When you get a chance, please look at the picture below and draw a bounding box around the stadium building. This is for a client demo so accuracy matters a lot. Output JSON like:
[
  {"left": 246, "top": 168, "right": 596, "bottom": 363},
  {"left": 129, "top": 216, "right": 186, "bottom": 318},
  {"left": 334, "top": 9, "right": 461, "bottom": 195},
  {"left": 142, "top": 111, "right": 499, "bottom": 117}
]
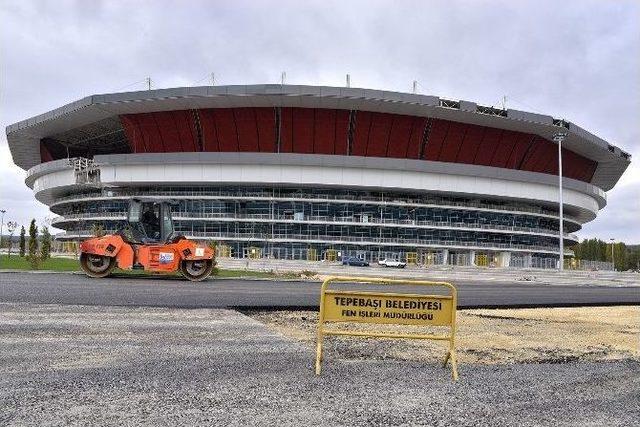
[{"left": 6, "top": 85, "right": 630, "bottom": 268}]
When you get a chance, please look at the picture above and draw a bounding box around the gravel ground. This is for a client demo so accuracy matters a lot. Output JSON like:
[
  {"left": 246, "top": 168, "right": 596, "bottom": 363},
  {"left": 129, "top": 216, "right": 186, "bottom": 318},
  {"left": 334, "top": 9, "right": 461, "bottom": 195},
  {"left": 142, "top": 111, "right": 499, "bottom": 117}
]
[
  {"left": 1, "top": 303, "right": 638, "bottom": 426},
  {"left": 249, "top": 306, "right": 639, "bottom": 364}
]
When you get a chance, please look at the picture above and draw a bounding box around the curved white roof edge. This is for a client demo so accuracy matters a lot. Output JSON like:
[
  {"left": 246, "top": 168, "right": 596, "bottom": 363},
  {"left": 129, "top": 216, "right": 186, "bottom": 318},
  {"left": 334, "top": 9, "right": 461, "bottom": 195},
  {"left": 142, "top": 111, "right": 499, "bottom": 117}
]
[
  {"left": 6, "top": 84, "right": 631, "bottom": 191},
  {"left": 25, "top": 152, "right": 603, "bottom": 224},
  {"left": 24, "top": 152, "right": 607, "bottom": 206}
]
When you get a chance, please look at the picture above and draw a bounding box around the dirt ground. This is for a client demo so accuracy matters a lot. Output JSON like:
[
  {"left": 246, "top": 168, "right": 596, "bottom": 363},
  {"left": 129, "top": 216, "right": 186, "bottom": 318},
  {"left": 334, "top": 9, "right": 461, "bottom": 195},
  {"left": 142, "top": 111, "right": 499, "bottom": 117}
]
[{"left": 248, "top": 306, "right": 640, "bottom": 364}]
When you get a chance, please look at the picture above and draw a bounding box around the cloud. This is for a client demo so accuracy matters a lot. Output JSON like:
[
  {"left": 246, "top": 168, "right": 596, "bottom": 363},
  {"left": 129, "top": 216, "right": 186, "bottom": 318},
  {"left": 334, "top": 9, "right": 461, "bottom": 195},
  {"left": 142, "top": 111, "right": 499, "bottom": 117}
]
[
  {"left": 580, "top": 175, "right": 640, "bottom": 240},
  {"left": 1, "top": 0, "right": 639, "bottom": 241},
  {"left": 0, "top": 144, "right": 53, "bottom": 232}
]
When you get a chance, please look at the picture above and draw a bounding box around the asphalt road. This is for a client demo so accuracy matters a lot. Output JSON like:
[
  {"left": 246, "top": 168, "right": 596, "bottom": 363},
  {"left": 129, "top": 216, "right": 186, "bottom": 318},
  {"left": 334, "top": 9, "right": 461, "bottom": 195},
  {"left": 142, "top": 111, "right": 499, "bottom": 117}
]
[{"left": 0, "top": 272, "right": 638, "bottom": 308}]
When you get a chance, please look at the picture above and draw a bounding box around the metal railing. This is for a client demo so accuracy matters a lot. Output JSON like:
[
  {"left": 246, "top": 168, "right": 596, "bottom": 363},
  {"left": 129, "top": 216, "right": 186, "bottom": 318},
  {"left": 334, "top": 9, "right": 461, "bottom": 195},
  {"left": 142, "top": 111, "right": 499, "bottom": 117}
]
[
  {"left": 50, "top": 188, "right": 581, "bottom": 224},
  {"left": 50, "top": 212, "right": 578, "bottom": 240},
  {"left": 51, "top": 212, "right": 126, "bottom": 224},
  {"left": 173, "top": 212, "right": 576, "bottom": 238},
  {"left": 56, "top": 229, "right": 574, "bottom": 255}
]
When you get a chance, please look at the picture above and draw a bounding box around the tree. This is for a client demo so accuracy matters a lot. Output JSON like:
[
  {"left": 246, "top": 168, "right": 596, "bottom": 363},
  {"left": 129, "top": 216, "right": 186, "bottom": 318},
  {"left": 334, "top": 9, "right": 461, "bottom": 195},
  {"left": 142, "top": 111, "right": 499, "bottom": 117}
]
[
  {"left": 19, "top": 226, "right": 26, "bottom": 257},
  {"left": 40, "top": 226, "right": 52, "bottom": 261},
  {"left": 27, "top": 219, "right": 39, "bottom": 269},
  {"left": 606, "top": 242, "right": 628, "bottom": 272},
  {"left": 626, "top": 247, "right": 640, "bottom": 271},
  {"left": 572, "top": 238, "right": 635, "bottom": 271},
  {"left": 572, "top": 238, "right": 610, "bottom": 263},
  {"left": 6, "top": 221, "right": 17, "bottom": 257}
]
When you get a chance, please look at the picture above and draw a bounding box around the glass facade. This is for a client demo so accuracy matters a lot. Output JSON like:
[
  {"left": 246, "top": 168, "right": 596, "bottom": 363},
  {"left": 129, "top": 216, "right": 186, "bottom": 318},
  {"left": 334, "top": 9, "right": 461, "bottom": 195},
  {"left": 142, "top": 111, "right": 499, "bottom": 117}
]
[{"left": 51, "top": 185, "right": 576, "bottom": 268}]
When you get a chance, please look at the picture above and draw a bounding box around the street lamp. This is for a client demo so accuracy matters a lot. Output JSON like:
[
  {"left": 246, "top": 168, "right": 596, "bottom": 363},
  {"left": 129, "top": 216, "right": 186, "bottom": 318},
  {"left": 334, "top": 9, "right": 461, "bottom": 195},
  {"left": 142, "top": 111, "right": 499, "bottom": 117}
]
[
  {"left": 0, "top": 209, "right": 6, "bottom": 249},
  {"left": 610, "top": 238, "right": 615, "bottom": 271},
  {"left": 553, "top": 133, "right": 567, "bottom": 271}
]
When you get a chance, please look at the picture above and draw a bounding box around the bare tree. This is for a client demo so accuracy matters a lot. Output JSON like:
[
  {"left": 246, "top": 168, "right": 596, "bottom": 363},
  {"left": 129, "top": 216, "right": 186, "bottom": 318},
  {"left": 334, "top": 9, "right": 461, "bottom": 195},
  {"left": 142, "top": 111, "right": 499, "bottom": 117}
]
[{"left": 6, "top": 221, "right": 17, "bottom": 257}]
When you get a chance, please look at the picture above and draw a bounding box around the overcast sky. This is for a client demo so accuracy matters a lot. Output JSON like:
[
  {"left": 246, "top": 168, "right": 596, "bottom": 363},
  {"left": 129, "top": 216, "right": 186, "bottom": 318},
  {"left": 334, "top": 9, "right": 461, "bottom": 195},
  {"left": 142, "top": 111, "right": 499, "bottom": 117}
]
[{"left": 1, "top": 0, "right": 638, "bottom": 242}]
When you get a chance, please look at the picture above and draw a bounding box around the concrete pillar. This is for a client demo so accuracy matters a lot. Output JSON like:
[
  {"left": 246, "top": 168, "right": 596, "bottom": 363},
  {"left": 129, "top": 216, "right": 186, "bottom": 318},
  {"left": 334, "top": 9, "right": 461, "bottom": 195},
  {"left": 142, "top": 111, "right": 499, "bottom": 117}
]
[
  {"left": 525, "top": 253, "right": 532, "bottom": 268},
  {"left": 500, "top": 251, "right": 511, "bottom": 268},
  {"left": 441, "top": 249, "right": 449, "bottom": 265},
  {"left": 469, "top": 250, "right": 476, "bottom": 267}
]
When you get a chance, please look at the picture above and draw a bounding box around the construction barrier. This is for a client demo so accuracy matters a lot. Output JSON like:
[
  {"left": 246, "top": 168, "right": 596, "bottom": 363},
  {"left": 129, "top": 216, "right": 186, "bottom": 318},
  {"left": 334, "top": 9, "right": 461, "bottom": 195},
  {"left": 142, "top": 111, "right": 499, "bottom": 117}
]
[{"left": 315, "top": 276, "right": 459, "bottom": 380}]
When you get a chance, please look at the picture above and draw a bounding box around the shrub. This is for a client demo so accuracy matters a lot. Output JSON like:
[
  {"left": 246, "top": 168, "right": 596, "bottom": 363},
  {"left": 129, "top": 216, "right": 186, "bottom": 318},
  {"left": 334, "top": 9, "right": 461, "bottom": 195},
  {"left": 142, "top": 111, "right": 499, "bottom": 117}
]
[
  {"left": 280, "top": 271, "right": 301, "bottom": 279},
  {"left": 301, "top": 270, "right": 317, "bottom": 278},
  {"left": 207, "top": 241, "right": 219, "bottom": 276}
]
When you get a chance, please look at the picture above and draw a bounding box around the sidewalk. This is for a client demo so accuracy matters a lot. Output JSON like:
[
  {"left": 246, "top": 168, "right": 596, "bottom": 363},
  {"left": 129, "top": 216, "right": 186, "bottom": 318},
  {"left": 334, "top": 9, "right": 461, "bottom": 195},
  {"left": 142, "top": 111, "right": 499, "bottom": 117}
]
[{"left": 218, "top": 258, "right": 640, "bottom": 287}]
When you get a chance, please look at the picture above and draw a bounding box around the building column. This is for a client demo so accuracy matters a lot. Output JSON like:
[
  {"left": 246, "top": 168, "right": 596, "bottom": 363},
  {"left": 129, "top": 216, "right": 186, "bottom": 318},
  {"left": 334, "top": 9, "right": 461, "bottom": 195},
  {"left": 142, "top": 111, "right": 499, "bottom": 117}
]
[
  {"left": 524, "top": 253, "right": 532, "bottom": 268},
  {"left": 499, "top": 251, "right": 511, "bottom": 268},
  {"left": 469, "top": 250, "right": 476, "bottom": 267},
  {"left": 441, "top": 249, "right": 449, "bottom": 265}
]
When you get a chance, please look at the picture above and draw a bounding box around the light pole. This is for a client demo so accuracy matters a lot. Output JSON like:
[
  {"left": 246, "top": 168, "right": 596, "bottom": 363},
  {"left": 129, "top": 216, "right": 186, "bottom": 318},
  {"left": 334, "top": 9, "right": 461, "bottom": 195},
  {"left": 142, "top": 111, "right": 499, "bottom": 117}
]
[
  {"left": 0, "top": 209, "right": 6, "bottom": 249},
  {"left": 610, "top": 238, "right": 615, "bottom": 271},
  {"left": 553, "top": 133, "right": 567, "bottom": 271}
]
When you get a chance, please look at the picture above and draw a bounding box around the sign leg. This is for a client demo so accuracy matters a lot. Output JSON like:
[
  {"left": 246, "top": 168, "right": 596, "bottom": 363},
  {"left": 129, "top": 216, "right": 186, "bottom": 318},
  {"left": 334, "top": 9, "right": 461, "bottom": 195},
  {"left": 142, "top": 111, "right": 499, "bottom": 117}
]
[
  {"left": 315, "top": 332, "right": 324, "bottom": 375},
  {"left": 450, "top": 350, "right": 459, "bottom": 381}
]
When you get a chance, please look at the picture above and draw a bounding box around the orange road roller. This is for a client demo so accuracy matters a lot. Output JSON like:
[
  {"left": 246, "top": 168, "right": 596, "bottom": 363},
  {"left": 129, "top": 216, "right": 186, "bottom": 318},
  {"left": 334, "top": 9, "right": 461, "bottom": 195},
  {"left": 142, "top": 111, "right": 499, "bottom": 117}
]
[{"left": 80, "top": 199, "right": 215, "bottom": 281}]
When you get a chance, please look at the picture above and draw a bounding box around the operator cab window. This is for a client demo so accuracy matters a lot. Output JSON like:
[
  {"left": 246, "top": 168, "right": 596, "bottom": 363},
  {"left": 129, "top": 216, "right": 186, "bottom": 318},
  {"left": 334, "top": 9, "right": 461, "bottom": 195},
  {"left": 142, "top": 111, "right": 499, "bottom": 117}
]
[
  {"left": 162, "top": 206, "right": 174, "bottom": 241},
  {"left": 141, "top": 203, "right": 161, "bottom": 241}
]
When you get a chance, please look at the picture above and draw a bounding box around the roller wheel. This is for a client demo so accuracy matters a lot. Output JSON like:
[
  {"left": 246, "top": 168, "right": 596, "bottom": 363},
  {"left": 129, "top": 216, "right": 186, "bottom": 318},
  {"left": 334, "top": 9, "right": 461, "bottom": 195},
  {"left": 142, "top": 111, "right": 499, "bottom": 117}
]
[
  {"left": 80, "top": 253, "right": 116, "bottom": 278},
  {"left": 180, "top": 259, "right": 214, "bottom": 282}
]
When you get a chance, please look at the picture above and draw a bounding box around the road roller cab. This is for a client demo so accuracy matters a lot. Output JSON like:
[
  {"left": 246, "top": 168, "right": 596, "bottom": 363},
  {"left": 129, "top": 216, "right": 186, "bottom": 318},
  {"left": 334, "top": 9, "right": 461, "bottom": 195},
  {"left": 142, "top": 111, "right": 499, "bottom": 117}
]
[{"left": 80, "top": 200, "right": 215, "bottom": 281}]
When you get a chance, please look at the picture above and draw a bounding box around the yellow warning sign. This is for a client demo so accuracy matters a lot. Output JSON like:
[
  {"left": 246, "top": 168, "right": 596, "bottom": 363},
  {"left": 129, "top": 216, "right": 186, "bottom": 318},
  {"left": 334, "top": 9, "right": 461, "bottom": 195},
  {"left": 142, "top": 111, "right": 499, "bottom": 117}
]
[
  {"left": 315, "top": 276, "right": 459, "bottom": 380},
  {"left": 323, "top": 291, "right": 453, "bottom": 326}
]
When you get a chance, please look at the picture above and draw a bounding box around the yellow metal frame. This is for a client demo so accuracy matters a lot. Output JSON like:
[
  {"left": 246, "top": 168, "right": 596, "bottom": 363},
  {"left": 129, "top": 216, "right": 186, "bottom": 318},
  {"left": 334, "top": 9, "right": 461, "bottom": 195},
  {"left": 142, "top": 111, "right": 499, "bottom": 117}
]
[
  {"left": 315, "top": 276, "right": 459, "bottom": 381},
  {"left": 218, "top": 244, "right": 232, "bottom": 258},
  {"left": 423, "top": 251, "right": 437, "bottom": 266},
  {"left": 476, "top": 253, "right": 489, "bottom": 267},
  {"left": 246, "top": 246, "right": 262, "bottom": 259},
  {"left": 324, "top": 249, "right": 338, "bottom": 262},
  {"left": 307, "top": 248, "right": 318, "bottom": 261}
]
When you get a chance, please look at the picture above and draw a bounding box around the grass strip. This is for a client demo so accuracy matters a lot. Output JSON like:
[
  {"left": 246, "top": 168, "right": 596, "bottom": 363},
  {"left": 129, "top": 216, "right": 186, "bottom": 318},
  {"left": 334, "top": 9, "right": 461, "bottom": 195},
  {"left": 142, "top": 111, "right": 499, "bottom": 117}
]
[{"left": 0, "top": 255, "right": 314, "bottom": 280}]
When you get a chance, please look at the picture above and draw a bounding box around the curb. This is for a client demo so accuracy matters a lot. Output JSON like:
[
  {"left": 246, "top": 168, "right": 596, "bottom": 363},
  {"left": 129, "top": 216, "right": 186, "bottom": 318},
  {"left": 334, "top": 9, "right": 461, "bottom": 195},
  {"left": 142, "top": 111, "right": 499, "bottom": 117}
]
[
  {"left": 0, "top": 270, "right": 80, "bottom": 274},
  {"left": 1, "top": 269, "right": 636, "bottom": 286},
  {"left": 216, "top": 276, "right": 318, "bottom": 282},
  {"left": 0, "top": 269, "right": 318, "bottom": 282}
]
